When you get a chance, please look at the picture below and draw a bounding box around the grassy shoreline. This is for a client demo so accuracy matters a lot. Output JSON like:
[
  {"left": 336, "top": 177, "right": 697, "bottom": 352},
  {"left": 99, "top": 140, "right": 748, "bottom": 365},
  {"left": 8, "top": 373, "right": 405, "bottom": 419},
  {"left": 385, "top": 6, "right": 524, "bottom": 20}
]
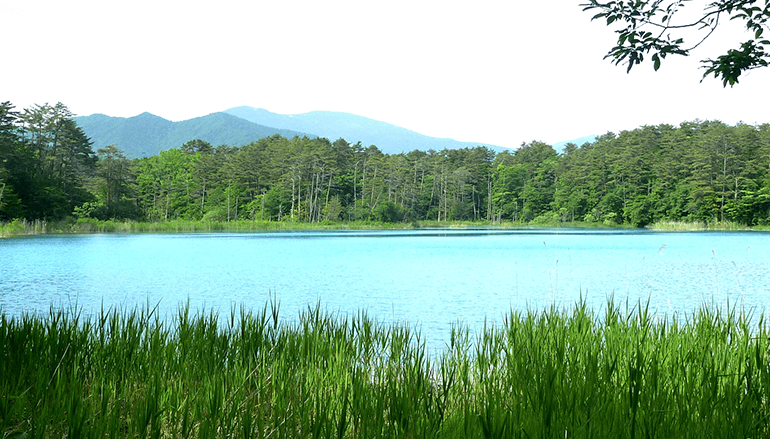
[
  {"left": 7, "top": 217, "right": 764, "bottom": 239},
  {"left": 0, "top": 218, "right": 532, "bottom": 238},
  {"left": 2, "top": 299, "right": 769, "bottom": 438},
  {"left": 647, "top": 219, "right": 770, "bottom": 231},
  {"left": 0, "top": 218, "right": 469, "bottom": 237},
  {"left": 3, "top": 217, "right": 768, "bottom": 239}
]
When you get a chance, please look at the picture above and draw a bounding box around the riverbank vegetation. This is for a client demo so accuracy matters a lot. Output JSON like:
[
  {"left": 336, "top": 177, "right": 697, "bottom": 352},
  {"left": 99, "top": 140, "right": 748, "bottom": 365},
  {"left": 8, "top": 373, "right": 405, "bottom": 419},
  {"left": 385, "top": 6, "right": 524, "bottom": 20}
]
[
  {"left": 0, "top": 218, "right": 507, "bottom": 237},
  {"left": 1, "top": 216, "right": 763, "bottom": 239},
  {"left": 3, "top": 101, "right": 770, "bottom": 233},
  {"left": 2, "top": 299, "right": 768, "bottom": 438}
]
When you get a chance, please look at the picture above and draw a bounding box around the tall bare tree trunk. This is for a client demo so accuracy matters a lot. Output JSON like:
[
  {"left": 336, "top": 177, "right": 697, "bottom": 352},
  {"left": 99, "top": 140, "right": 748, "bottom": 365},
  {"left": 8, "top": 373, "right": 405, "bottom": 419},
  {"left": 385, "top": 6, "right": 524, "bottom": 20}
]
[{"left": 291, "top": 176, "right": 296, "bottom": 219}]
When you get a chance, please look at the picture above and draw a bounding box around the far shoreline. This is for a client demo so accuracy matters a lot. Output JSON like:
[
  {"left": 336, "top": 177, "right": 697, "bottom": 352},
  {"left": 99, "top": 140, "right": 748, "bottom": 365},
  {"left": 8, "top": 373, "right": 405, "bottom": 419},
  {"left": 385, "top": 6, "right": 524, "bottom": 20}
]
[{"left": 2, "top": 217, "right": 768, "bottom": 238}]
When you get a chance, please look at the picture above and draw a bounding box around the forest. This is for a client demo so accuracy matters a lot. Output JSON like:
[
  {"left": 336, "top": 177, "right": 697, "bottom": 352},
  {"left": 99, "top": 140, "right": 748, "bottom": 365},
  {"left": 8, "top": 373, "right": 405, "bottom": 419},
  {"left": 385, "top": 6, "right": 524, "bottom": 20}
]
[{"left": 2, "top": 101, "right": 770, "bottom": 228}]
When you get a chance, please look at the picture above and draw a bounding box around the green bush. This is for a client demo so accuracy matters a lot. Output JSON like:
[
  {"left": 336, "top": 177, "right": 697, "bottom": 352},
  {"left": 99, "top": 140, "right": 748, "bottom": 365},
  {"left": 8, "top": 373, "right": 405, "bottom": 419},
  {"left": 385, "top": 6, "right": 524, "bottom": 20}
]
[{"left": 372, "top": 201, "right": 404, "bottom": 223}]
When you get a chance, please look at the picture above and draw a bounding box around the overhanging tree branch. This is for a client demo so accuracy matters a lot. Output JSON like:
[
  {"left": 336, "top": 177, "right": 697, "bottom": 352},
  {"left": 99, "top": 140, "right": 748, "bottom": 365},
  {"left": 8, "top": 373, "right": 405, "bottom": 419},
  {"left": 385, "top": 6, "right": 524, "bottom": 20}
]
[{"left": 581, "top": 0, "right": 770, "bottom": 85}]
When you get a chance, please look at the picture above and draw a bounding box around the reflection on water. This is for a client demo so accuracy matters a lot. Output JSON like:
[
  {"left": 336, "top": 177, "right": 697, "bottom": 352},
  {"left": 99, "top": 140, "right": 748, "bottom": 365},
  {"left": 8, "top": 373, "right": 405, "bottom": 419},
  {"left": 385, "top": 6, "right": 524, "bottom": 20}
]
[{"left": 2, "top": 229, "right": 769, "bottom": 350}]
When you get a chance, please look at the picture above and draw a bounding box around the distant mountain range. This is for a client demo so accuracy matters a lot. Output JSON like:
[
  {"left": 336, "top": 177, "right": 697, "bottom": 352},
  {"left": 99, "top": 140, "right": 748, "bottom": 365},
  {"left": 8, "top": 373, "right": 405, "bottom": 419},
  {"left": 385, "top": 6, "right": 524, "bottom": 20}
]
[
  {"left": 73, "top": 112, "right": 310, "bottom": 158},
  {"left": 222, "top": 106, "right": 507, "bottom": 155},
  {"left": 74, "top": 107, "right": 508, "bottom": 158},
  {"left": 74, "top": 106, "right": 597, "bottom": 159}
]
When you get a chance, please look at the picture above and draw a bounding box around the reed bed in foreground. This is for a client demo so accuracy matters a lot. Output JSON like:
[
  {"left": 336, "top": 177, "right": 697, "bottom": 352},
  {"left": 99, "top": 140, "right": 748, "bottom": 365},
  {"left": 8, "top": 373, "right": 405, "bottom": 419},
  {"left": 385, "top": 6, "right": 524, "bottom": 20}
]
[{"left": 1, "top": 299, "right": 769, "bottom": 438}]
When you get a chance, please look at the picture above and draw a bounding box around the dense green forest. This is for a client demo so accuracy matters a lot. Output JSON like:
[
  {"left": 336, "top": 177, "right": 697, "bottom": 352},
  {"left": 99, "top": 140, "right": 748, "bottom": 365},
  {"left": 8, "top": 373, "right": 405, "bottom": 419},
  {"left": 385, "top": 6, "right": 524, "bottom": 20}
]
[{"left": 2, "top": 101, "right": 770, "bottom": 227}]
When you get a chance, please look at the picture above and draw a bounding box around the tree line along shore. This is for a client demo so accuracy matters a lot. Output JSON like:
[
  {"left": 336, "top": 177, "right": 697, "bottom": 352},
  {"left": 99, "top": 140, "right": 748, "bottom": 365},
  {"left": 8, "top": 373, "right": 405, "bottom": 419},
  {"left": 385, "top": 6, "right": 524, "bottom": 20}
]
[{"left": 2, "top": 102, "right": 770, "bottom": 233}]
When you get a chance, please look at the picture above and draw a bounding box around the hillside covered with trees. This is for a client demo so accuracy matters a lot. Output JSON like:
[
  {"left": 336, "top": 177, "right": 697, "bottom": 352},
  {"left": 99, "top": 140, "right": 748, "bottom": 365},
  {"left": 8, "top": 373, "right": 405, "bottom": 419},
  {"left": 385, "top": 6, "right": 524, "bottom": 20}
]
[
  {"left": 2, "top": 101, "right": 770, "bottom": 227},
  {"left": 72, "top": 112, "right": 312, "bottom": 159}
]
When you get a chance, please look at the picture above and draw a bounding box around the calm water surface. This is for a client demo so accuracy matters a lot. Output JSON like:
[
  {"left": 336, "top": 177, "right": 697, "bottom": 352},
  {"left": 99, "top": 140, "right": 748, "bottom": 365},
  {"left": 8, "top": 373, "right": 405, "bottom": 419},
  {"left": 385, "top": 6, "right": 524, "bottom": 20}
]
[{"left": 2, "top": 229, "right": 769, "bottom": 349}]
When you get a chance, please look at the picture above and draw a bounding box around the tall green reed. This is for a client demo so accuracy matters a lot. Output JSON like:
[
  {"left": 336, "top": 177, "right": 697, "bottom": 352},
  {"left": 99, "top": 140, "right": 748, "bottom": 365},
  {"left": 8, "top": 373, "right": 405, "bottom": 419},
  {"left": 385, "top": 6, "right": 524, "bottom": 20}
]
[{"left": 2, "top": 298, "right": 769, "bottom": 438}]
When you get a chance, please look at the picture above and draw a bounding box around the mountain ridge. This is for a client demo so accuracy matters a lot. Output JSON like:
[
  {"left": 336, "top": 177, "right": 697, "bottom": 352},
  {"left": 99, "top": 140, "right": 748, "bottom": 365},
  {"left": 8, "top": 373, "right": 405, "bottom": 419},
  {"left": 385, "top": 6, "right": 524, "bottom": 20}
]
[
  {"left": 222, "top": 106, "right": 507, "bottom": 154},
  {"left": 73, "top": 112, "right": 311, "bottom": 158},
  {"left": 75, "top": 107, "right": 597, "bottom": 159}
]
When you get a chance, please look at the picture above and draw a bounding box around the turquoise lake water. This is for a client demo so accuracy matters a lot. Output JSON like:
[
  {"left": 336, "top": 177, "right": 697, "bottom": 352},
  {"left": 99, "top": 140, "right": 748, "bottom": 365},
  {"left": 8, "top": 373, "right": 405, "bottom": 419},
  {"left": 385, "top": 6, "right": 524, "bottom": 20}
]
[{"left": 1, "top": 228, "right": 769, "bottom": 350}]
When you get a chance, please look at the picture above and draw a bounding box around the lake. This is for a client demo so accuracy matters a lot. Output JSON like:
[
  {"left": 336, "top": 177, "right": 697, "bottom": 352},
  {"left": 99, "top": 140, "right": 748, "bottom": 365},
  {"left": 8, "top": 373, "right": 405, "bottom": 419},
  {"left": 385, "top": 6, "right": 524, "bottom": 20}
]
[{"left": 2, "top": 228, "right": 769, "bottom": 350}]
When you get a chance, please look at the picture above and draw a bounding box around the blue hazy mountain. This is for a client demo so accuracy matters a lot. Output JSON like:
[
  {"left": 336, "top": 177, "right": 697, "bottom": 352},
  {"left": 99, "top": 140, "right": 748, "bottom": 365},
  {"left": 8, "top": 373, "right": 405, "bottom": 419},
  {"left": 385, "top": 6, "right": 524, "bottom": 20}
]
[
  {"left": 223, "top": 106, "right": 507, "bottom": 155},
  {"left": 553, "top": 135, "right": 597, "bottom": 154},
  {"left": 76, "top": 107, "right": 597, "bottom": 159},
  {"left": 74, "top": 112, "right": 312, "bottom": 158}
]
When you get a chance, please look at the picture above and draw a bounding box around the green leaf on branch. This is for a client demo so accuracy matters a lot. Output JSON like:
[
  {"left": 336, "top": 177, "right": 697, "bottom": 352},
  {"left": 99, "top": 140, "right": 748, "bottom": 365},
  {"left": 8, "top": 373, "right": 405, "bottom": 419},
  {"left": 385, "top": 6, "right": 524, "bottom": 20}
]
[{"left": 583, "top": 0, "right": 770, "bottom": 86}]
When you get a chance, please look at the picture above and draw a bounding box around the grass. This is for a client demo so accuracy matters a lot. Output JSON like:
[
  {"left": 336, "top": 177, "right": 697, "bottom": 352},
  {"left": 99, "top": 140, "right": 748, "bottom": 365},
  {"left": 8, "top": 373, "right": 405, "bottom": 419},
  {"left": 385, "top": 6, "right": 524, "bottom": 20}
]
[
  {"left": 0, "top": 217, "right": 640, "bottom": 238},
  {"left": 0, "top": 218, "right": 535, "bottom": 238},
  {"left": 2, "top": 298, "right": 769, "bottom": 438},
  {"left": 649, "top": 219, "right": 770, "bottom": 231},
  {"left": 0, "top": 219, "right": 54, "bottom": 237},
  {"left": 5, "top": 216, "right": 768, "bottom": 238},
  {"left": 1, "top": 218, "right": 429, "bottom": 237}
]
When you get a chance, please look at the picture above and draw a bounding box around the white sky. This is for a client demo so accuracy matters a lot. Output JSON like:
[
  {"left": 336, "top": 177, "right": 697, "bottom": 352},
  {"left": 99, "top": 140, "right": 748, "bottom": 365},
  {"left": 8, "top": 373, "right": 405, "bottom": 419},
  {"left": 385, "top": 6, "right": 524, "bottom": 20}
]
[{"left": 1, "top": 0, "right": 768, "bottom": 149}]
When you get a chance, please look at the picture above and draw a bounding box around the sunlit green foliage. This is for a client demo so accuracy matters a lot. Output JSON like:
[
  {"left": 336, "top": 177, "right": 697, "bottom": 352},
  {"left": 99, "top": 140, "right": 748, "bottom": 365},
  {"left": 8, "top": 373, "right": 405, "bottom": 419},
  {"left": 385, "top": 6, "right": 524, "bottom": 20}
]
[
  {"left": 120, "top": 121, "right": 770, "bottom": 228},
  {"left": 1, "top": 102, "right": 97, "bottom": 221},
  {"left": 3, "top": 101, "right": 770, "bottom": 230},
  {"left": 554, "top": 122, "right": 770, "bottom": 227},
  {"left": 2, "top": 299, "right": 769, "bottom": 438}
]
